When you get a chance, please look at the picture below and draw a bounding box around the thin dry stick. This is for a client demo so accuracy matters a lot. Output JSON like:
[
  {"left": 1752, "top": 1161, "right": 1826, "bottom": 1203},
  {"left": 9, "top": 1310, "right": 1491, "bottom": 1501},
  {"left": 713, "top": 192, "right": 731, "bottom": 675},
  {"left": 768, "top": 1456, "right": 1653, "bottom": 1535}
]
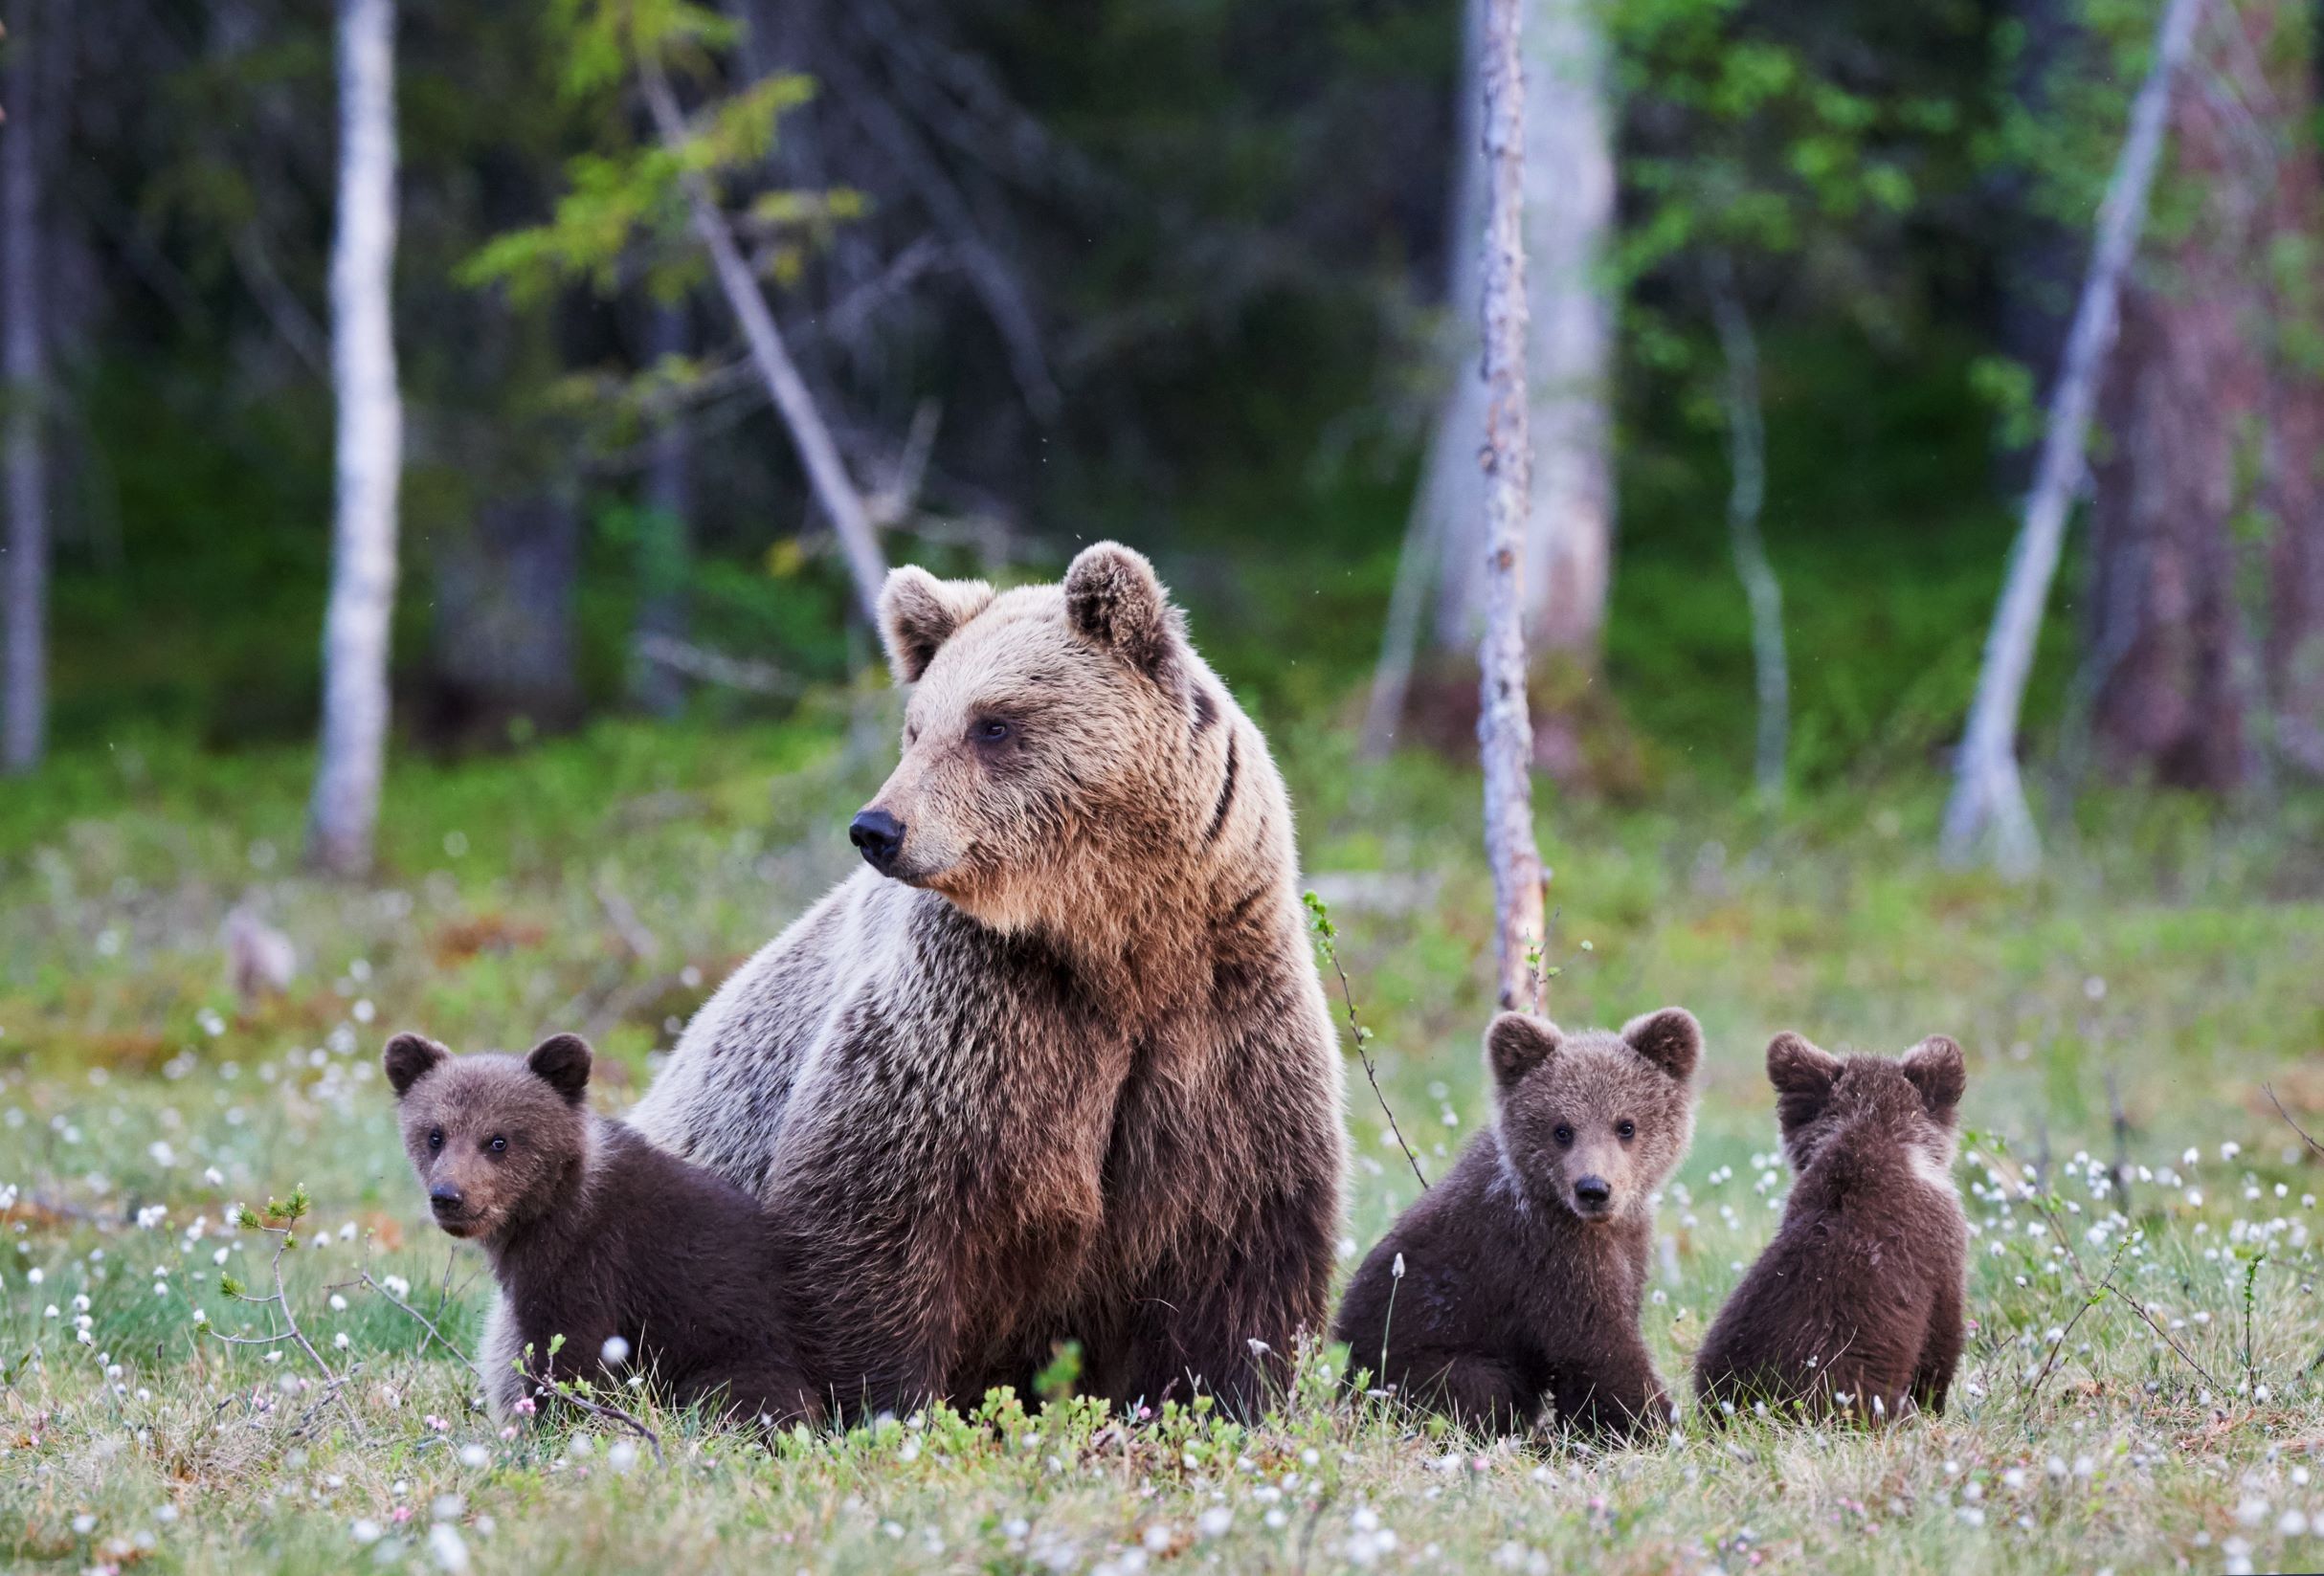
[
  {"left": 341, "top": 1268, "right": 481, "bottom": 1381},
  {"left": 2101, "top": 1284, "right": 2227, "bottom": 1395},
  {"left": 1305, "top": 893, "right": 1427, "bottom": 1189},
  {"left": 2264, "top": 1083, "right": 2324, "bottom": 1158},
  {"left": 1475, "top": 0, "right": 1549, "bottom": 1012},
  {"left": 2021, "top": 1232, "right": 2134, "bottom": 1418}
]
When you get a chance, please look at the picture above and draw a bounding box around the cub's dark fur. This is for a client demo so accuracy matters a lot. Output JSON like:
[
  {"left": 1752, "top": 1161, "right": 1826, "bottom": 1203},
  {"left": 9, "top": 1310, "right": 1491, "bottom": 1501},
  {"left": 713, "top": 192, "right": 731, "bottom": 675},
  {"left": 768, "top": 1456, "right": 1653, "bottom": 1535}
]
[
  {"left": 1332, "top": 1008, "right": 1701, "bottom": 1438},
  {"left": 384, "top": 1031, "right": 816, "bottom": 1426},
  {"left": 1693, "top": 1032, "right": 1969, "bottom": 1423}
]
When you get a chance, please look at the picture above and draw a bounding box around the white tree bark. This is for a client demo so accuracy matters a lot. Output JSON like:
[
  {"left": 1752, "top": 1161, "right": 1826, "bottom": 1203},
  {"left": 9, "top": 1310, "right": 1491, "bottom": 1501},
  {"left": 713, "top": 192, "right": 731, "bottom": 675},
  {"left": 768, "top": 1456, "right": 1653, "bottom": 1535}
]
[
  {"left": 1479, "top": 0, "right": 1549, "bottom": 1013},
  {"left": 308, "top": 0, "right": 404, "bottom": 876},
  {"left": 3, "top": 0, "right": 49, "bottom": 775},
  {"left": 639, "top": 57, "right": 887, "bottom": 627},
  {"left": 1431, "top": 0, "right": 1614, "bottom": 659},
  {"left": 1938, "top": 0, "right": 2202, "bottom": 874},
  {"left": 1708, "top": 267, "right": 1787, "bottom": 803}
]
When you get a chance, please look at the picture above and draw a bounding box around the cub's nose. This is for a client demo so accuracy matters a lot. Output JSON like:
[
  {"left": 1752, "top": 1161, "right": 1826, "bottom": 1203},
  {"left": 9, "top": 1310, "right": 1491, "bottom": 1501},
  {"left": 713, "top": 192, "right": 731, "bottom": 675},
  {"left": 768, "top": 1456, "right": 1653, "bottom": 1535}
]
[
  {"left": 849, "top": 808, "right": 906, "bottom": 874},
  {"left": 1573, "top": 1175, "right": 1613, "bottom": 1210},
  {"left": 428, "top": 1183, "right": 465, "bottom": 1217}
]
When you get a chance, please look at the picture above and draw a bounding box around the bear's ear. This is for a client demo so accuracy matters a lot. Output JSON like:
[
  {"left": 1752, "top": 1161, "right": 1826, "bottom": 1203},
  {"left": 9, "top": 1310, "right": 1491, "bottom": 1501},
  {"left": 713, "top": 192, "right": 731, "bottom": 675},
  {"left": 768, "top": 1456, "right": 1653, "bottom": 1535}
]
[
  {"left": 1485, "top": 1011, "right": 1562, "bottom": 1090},
  {"left": 1766, "top": 1032, "right": 1840, "bottom": 1130},
  {"left": 1620, "top": 1007, "right": 1702, "bottom": 1083},
  {"left": 1063, "top": 541, "right": 1182, "bottom": 680},
  {"left": 1900, "top": 1034, "right": 1967, "bottom": 1121},
  {"left": 382, "top": 1032, "right": 449, "bottom": 1098},
  {"left": 879, "top": 566, "right": 994, "bottom": 685},
  {"left": 525, "top": 1033, "right": 593, "bottom": 1106}
]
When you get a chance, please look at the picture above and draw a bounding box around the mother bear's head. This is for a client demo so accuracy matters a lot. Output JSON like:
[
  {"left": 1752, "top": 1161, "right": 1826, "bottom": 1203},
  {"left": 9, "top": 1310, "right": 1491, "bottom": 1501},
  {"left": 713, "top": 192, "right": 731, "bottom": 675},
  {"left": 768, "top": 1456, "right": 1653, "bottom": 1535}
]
[{"left": 852, "top": 541, "right": 1245, "bottom": 940}]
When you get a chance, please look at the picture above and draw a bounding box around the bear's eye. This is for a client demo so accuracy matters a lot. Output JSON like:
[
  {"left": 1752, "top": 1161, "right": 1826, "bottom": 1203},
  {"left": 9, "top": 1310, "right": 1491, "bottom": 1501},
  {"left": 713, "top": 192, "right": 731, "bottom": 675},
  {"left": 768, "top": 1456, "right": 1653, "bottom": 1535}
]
[
  {"left": 426, "top": 1128, "right": 443, "bottom": 1151},
  {"left": 1552, "top": 1124, "right": 1574, "bottom": 1147},
  {"left": 1616, "top": 1120, "right": 1636, "bottom": 1142},
  {"left": 488, "top": 1135, "right": 507, "bottom": 1154},
  {"left": 971, "top": 717, "right": 1012, "bottom": 746}
]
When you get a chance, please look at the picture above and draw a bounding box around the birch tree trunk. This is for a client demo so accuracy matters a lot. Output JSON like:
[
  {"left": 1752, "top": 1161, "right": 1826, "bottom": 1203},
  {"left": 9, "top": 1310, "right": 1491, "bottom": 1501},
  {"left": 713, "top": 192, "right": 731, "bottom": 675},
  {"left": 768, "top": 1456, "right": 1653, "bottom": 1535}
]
[
  {"left": 308, "top": 0, "right": 404, "bottom": 877},
  {"left": 1938, "top": 0, "right": 2201, "bottom": 873},
  {"left": 2, "top": 0, "right": 49, "bottom": 775},
  {"left": 1478, "top": 0, "right": 1548, "bottom": 1013},
  {"left": 638, "top": 56, "right": 886, "bottom": 627},
  {"left": 1708, "top": 267, "right": 1787, "bottom": 803}
]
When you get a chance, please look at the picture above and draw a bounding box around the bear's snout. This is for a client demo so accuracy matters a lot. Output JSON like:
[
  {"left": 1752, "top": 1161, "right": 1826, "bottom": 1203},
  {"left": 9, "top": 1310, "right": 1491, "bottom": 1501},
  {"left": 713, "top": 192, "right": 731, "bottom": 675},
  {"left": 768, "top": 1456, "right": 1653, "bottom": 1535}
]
[
  {"left": 428, "top": 1182, "right": 468, "bottom": 1227},
  {"left": 849, "top": 808, "right": 906, "bottom": 875},
  {"left": 1571, "top": 1174, "right": 1614, "bottom": 1215}
]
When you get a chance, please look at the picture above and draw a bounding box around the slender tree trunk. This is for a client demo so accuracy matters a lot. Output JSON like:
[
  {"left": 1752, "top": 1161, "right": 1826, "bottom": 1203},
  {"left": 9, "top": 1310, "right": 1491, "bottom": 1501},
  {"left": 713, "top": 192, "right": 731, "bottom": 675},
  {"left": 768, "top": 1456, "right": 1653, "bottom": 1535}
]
[
  {"left": 1478, "top": 0, "right": 1548, "bottom": 1013},
  {"left": 638, "top": 55, "right": 886, "bottom": 627},
  {"left": 1708, "top": 266, "right": 1787, "bottom": 803},
  {"left": 1939, "top": 0, "right": 2201, "bottom": 872},
  {"left": 633, "top": 297, "right": 692, "bottom": 718},
  {"left": 2, "top": 0, "right": 49, "bottom": 775},
  {"left": 308, "top": 0, "right": 404, "bottom": 876}
]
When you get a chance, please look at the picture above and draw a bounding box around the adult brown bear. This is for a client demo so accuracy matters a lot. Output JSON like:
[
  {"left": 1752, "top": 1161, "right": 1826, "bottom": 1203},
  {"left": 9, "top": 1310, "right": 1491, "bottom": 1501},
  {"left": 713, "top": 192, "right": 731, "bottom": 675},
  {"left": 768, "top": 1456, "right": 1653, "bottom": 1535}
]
[{"left": 631, "top": 542, "right": 1347, "bottom": 1419}]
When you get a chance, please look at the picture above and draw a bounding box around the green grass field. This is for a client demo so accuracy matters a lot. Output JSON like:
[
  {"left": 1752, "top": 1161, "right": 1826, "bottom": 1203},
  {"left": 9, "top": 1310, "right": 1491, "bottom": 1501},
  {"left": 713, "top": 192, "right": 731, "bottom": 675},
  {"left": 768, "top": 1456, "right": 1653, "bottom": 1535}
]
[{"left": 4, "top": 713, "right": 2322, "bottom": 1573}]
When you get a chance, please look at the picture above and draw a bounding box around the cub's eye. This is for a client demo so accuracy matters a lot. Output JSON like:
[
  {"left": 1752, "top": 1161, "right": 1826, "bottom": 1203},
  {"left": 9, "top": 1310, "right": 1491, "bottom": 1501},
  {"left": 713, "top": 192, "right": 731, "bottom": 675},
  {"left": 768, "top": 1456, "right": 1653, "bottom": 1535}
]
[
  {"left": 1616, "top": 1121, "right": 1636, "bottom": 1142},
  {"left": 488, "top": 1135, "right": 507, "bottom": 1154},
  {"left": 1553, "top": 1124, "right": 1575, "bottom": 1147},
  {"left": 971, "top": 718, "right": 1012, "bottom": 745},
  {"left": 426, "top": 1128, "right": 443, "bottom": 1151}
]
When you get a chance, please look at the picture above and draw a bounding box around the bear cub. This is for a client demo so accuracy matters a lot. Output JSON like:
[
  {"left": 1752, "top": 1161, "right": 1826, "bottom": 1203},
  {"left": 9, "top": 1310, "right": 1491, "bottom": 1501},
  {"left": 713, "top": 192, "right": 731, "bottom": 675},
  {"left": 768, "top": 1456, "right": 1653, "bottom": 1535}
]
[
  {"left": 385, "top": 1031, "right": 817, "bottom": 1427},
  {"left": 1693, "top": 1032, "right": 1969, "bottom": 1423},
  {"left": 1333, "top": 1008, "right": 1702, "bottom": 1439}
]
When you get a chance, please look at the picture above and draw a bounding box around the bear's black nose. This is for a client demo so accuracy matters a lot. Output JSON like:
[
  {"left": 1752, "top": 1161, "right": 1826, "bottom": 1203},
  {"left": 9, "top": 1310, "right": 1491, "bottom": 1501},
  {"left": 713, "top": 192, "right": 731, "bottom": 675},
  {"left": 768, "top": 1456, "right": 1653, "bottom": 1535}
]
[
  {"left": 849, "top": 808, "right": 906, "bottom": 874},
  {"left": 429, "top": 1183, "right": 464, "bottom": 1216},
  {"left": 1573, "top": 1175, "right": 1612, "bottom": 1210}
]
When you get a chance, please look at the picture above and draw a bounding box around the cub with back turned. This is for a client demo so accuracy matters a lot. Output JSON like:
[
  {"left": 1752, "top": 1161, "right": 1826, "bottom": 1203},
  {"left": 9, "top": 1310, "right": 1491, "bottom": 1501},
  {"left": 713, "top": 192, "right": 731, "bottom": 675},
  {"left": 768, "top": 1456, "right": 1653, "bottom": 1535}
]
[
  {"left": 384, "top": 1031, "right": 817, "bottom": 1426},
  {"left": 1332, "top": 1008, "right": 1702, "bottom": 1438},
  {"left": 1692, "top": 1032, "right": 1969, "bottom": 1423}
]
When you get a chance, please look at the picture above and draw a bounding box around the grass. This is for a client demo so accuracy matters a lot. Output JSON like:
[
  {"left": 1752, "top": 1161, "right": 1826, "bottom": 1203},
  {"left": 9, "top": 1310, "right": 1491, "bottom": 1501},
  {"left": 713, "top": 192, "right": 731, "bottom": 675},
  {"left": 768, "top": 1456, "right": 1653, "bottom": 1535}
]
[{"left": 3, "top": 710, "right": 2323, "bottom": 1573}]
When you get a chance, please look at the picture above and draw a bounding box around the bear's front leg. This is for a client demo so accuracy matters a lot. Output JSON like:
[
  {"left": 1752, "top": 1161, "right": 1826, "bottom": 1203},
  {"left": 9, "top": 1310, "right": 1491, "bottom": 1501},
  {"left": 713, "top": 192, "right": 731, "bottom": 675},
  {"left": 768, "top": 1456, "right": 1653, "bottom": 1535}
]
[
  {"left": 1548, "top": 1335, "right": 1671, "bottom": 1440},
  {"left": 1113, "top": 1190, "right": 1335, "bottom": 1419}
]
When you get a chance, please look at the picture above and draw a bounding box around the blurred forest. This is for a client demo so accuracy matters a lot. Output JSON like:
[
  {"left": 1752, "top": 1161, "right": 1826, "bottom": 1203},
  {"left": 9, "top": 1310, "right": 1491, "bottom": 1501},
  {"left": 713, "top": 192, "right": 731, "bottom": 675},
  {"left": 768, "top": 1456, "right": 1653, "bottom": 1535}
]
[{"left": 3, "top": 0, "right": 2322, "bottom": 860}]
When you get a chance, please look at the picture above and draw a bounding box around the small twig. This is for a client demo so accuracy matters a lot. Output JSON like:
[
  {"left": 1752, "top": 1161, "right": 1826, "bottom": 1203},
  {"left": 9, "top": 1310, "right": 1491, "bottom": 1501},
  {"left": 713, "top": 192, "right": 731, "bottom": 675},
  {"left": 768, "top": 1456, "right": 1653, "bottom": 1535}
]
[
  {"left": 2022, "top": 1232, "right": 2133, "bottom": 1417},
  {"left": 211, "top": 1192, "right": 362, "bottom": 1436},
  {"left": 1304, "top": 892, "right": 1426, "bottom": 1190},
  {"left": 2102, "top": 1284, "right": 2228, "bottom": 1395},
  {"left": 343, "top": 1269, "right": 482, "bottom": 1382},
  {"left": 530, "top": 1369, "right": 665, "bottom": 1467},
  {"left": 2265, "top": 1084, "right": 2324, "bottom": 1159}
]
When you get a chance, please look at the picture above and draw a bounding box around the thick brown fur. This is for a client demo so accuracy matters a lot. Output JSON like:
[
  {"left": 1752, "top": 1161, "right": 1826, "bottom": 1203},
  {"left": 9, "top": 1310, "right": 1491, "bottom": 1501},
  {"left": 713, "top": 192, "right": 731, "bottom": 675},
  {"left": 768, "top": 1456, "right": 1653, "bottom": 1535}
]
[
  {"left": 384, "top": 1032, "right": 816, "bottom": 1427},
  {"left": 628, "top": 543, "right": 1347, "bottom": 1419},
  {"left": 1692, "top": 1032, "right": 1969, "bottom": 1424},
  {"left": 1332, "top": 1009, "right": 1701, "bottom": 1439}
]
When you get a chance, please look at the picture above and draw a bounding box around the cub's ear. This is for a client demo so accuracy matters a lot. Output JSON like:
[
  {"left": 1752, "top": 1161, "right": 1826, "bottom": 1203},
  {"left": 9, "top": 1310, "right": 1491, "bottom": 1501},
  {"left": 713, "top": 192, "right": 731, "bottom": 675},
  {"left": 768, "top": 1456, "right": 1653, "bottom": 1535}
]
[
  {"left": 1064, "top": 541, "right": 1182, "bottom": 679},
  {"left": 1900, "top": 1034, "right": 1967, "bottom": 1121},
  {"left": 525, "top": 1033, "right": 593, "bottom": 1106},
  {"left": 1486, "top": 1012, "right": 1562, "bottom": 1090},
  {"left": 1766, "top": 1032, "right": 1841, "bottom": 1131},
  {"left": 879, "top": 566, "right": 994, "bottom": 685},
  {"left": 382, "top": 1033, "right": 449, "bottom": 1098},
  {"left": 1620, "top": 1007, "right": 1702, "bottom": 1083}
]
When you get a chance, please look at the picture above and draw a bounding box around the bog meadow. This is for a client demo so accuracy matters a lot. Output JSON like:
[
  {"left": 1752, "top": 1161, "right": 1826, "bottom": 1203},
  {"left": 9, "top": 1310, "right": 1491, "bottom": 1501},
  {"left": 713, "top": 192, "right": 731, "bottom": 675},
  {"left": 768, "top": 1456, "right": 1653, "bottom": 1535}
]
[{"left": 3, "top": 1, "right": 2324, "bottom": 1572}]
